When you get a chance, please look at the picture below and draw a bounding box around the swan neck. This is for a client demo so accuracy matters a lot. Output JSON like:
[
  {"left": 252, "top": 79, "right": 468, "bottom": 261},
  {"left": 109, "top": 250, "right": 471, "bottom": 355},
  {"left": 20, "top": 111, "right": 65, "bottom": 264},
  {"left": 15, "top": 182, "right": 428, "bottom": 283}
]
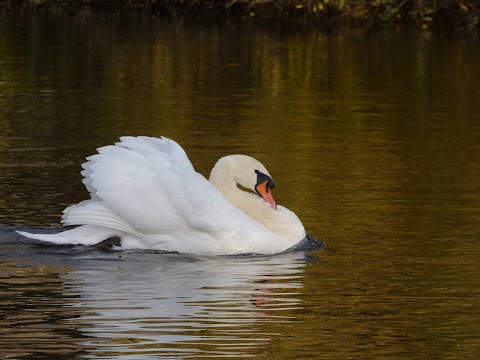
[
  {"left": 209, "top": 156, "right": 258, "bottom": 213},
  {"left": 209, "top": 157, "right": 236, "bottom": 194}
]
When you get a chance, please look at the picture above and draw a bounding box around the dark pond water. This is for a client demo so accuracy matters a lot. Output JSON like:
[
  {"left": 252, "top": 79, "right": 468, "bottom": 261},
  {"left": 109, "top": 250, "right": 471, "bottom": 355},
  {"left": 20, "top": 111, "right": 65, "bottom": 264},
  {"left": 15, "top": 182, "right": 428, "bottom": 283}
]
[{"left": 1, "top": 7, "right": 480, "bottom": 359}]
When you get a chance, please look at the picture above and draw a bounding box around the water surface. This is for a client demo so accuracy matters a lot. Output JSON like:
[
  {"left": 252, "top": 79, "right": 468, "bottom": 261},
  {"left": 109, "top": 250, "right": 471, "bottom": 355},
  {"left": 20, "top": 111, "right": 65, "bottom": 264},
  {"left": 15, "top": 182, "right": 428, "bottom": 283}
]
[{"left": 1, "top": 8, "right": 480, "bottom": 359}]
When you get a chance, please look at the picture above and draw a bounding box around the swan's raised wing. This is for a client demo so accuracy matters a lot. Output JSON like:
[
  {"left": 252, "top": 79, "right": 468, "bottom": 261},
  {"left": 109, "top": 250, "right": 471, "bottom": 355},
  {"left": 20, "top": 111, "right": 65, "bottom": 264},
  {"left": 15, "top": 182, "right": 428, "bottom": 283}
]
[
  {"left": 64, "top": 136, "right": 266, "bottom": 246},
  {"left": 81, "top": 136, "right": 194, "bottom": 200}
]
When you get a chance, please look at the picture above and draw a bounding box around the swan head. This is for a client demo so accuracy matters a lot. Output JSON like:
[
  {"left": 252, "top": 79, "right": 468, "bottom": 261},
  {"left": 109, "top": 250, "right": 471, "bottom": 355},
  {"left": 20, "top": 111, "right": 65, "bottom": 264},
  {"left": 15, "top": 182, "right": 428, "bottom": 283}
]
[
  {"left": 252, "top": 169, "right": 276, "bottom": 209},
  {"left": 209, "top": 155, "right": 277, "bottom": 209}
]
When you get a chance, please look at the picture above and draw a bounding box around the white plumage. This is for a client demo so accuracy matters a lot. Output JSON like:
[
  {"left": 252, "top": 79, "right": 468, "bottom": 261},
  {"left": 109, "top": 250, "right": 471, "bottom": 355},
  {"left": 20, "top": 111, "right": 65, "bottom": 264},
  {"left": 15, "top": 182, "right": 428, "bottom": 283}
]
[{"left": 17, "top": 136, "right": 306, "bottom": 255}]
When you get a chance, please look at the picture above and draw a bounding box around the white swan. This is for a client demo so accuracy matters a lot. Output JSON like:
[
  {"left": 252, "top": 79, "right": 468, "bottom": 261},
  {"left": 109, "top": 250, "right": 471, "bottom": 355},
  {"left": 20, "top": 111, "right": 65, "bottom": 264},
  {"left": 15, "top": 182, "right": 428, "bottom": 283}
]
[{"left": 17, "top": 136, "right": 307, "bottom": 255}]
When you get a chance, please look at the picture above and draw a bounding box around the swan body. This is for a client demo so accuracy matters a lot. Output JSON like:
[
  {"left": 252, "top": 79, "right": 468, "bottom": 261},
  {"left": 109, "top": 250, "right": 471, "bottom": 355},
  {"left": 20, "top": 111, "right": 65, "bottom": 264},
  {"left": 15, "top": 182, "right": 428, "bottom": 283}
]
[{"left": 17, "top": 136, "right": 306, "bottom": 255}]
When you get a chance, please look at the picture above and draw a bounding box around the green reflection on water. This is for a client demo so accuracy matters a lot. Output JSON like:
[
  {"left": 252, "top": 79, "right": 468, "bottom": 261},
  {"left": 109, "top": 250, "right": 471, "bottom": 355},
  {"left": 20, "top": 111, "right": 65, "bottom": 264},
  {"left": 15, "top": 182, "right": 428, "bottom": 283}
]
[{"left": 1, "top": 8, "right": 480, "bottom": 360}]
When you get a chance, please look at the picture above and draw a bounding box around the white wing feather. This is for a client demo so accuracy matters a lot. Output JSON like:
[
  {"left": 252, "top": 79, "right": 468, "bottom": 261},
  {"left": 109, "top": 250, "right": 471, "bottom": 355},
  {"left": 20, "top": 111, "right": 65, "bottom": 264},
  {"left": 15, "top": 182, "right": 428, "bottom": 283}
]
[{"left": 64, "top": 136, "right": 271, "bottom": 249}]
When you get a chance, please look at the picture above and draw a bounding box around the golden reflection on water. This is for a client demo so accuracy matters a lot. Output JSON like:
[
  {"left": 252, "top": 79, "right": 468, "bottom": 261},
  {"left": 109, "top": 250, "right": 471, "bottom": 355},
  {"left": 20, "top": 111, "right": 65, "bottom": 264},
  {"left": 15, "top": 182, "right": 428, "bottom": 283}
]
[
  {"left": 0, "top": 8, "right": 480, "bottom": 360},
  {"left": 0, "top": 256, "right": 93, "bottom": 358}
]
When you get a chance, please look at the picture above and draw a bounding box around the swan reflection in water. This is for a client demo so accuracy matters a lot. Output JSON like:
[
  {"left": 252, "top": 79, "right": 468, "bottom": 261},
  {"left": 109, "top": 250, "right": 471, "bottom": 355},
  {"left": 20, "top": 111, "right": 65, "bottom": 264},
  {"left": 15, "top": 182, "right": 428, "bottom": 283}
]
[{"left": 65, "top": 250, "right": 310, "bottom": 358}]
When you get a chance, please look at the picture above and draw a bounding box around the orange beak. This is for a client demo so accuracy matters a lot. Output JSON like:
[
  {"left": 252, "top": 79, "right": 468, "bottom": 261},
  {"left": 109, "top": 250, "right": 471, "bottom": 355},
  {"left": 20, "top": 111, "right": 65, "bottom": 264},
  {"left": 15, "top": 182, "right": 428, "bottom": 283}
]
[{"left": 256, "top": 181, "right": 277, "bottom": 209}]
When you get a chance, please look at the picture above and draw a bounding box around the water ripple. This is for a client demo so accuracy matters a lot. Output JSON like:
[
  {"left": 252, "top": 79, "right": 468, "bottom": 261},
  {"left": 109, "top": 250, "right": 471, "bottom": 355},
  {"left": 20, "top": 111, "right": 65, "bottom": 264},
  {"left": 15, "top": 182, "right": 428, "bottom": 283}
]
[{"left": 0, "top": 230, "right": 310, "bottom": 358}]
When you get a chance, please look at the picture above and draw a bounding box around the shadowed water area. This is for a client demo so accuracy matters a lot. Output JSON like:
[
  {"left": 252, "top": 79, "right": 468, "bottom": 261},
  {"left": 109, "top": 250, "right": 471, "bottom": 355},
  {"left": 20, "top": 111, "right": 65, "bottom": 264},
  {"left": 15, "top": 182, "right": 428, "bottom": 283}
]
[{"left": 1, "top": 8, "right": 480, "bottom": 359}]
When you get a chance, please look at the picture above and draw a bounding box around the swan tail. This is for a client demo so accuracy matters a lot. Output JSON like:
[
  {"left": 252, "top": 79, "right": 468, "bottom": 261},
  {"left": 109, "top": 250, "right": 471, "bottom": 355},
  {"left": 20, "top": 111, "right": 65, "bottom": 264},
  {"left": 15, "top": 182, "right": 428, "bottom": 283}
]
[
  {"left": 17, "top": 200, "right": 145, "bottom": 246},
  {"left": 16, "top": 225, "right": 123, "bottom": 246},
  {"left": 61, "top": 200, "right": 142, "bottom": 237}
]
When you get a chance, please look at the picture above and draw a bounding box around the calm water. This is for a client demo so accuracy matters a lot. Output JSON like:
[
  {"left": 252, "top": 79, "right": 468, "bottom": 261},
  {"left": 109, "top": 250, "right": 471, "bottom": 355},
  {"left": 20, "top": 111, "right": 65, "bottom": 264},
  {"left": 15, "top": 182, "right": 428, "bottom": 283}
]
[{"left": 1, "top": 7, "right": 480, "bottom": 359}]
